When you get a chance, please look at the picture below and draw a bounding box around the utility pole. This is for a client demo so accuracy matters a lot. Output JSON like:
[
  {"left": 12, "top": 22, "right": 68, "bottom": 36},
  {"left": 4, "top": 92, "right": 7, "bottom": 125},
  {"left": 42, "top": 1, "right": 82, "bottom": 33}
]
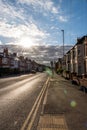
[{"left": 61, "top": 30, "right": 64, "bottom": 57}]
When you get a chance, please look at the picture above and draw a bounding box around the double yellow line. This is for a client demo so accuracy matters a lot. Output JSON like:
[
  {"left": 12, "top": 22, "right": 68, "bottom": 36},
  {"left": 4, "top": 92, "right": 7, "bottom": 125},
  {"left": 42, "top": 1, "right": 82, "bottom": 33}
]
[{"left": 20, "top": 77, "right": 49, "bottom": 130}]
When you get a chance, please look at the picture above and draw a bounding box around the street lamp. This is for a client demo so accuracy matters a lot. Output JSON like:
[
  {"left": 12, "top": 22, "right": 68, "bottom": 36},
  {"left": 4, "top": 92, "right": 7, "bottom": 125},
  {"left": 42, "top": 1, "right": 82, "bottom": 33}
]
[{"left": 61, "top": 30, "right": 64, "bottom": 57}]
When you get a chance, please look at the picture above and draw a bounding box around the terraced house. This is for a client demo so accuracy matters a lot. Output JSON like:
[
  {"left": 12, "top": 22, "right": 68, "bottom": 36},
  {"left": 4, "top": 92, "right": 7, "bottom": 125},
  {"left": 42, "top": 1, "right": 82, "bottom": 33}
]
[
  {"left": 65, "top": 36, "right": 87, "bottom": 77},
  {"left": 56, "top": 35, "right": 87, "bottom": 78},
  {"left": 55, "top": 35, "right": 87, "bottom": 90},
  {"left": 0, "top": 48, "right": 37, "bottom": 76}
]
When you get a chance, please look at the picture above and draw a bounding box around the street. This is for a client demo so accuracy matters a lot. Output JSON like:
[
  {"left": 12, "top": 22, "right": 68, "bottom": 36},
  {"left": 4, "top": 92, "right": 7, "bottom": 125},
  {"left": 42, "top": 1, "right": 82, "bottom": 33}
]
[
  {"left": 0, "top": 73, "right": 87, "bottom": 130},
  {"left": 0, "top": 73, "right": 48, "bottom": 130}
]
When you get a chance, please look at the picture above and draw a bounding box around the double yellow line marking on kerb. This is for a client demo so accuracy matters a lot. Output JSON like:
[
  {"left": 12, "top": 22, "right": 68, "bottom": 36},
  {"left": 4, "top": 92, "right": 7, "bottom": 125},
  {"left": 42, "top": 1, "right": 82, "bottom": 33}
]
[{"left": 20, "top": 77, "right": 49, "bottom": 130}]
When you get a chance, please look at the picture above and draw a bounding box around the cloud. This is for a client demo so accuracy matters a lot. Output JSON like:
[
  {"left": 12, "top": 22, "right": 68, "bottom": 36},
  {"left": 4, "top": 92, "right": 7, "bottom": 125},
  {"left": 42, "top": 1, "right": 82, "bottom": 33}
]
[
  {"left": 0, "top": 0, "right": 50, "bottom": 46},
  {"left": 44, "top": 1, "right": 59, "bottom": 14},
  {"left": 0, "top": 0, "right": 72, "bottom": 57},
  {"left": 0, "top": 19, "right": 49, "bottom": 46},
  {"left": 0, "top": 21, "right": 24, "bottom": 38},
  {"left": 50, "top": 26, "right": 59, "bottom": 30},
  {"left": 0, "top": 0, "right": 25, "bottom": 21},
  {"left": 0, "top": 40, "right": 3, "bottom": 45},
  {"left": 58, "top": 15, "right": 68, "bottom": 22},
  {"left": 18, "top": 0, "right": 59, "bottom": 14}
]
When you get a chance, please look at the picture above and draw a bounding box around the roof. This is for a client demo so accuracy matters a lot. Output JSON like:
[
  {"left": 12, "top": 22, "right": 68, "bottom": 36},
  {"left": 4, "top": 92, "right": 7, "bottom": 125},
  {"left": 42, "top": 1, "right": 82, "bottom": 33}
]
[
  {"left": 66, "top": 35, "right": 87, "bottom": 54},
  {"left": 76, "top": 35, "right": 87, "bottom": 45}
]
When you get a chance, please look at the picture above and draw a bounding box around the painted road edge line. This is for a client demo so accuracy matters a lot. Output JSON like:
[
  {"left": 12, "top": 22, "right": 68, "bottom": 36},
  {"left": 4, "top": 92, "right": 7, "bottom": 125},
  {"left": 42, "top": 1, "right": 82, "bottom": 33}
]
[
  {"left": 41, "top": 81, "right": 50, "bottom": 115},
  {"left": 20, "top": 77, "right": 49, "bottom": 130},
  {"left": 27, "top": 77, "right": 50, "bottom": 130}
]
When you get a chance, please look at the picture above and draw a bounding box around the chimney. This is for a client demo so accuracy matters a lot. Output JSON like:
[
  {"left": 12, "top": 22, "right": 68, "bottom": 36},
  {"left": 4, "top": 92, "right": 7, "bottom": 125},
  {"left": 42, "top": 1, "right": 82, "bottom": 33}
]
[
  {"left": 77, "top": 37, "right": 80, "bottom": 42},
  {"left": 3, "top": 48, "right": 8, "bottom": 56},
  {"left": 13, "top": 53, "right": 17, "bottom": 57}
]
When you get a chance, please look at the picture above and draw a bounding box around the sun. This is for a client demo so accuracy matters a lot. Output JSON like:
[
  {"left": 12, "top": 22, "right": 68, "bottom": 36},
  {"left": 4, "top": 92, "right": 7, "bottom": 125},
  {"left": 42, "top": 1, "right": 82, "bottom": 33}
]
[{"left": 19, "top": 37, "right": 34, "bottom": 48}]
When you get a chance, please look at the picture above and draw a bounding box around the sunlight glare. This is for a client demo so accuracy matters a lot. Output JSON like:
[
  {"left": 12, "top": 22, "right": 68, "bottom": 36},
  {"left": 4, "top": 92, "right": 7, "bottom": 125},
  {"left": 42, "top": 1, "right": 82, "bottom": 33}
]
[{"left": 19, "top": 37, "right": 34, "bottom": 48}]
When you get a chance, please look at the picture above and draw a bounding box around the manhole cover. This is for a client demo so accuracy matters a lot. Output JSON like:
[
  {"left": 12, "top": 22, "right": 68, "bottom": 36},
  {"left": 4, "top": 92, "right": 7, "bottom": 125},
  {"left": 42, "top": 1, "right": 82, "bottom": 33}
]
[{"left": 37, "top": 114, "right": 68, "bottom": 130}]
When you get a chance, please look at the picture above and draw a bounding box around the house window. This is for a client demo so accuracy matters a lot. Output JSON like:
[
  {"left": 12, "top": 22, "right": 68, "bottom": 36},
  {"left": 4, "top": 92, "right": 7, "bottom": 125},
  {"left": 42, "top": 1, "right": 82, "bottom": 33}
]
[
  {"left": 78, "top": 65, "right": 82, "bottom": 75},
  {"left": 78, "top": 50, "right": 80, "bottom": 55},
  {"left": 86, "top": 44, "right": 87, "bottom": 56},
  {"left": 73, "top": 51, "right": 75, "bottom": 59},
  {"left": 73, "top": 63, "right": 76, "bottom": 72},
  {"left": 84, "top": 61, "right": 86, "bottom": 74}
]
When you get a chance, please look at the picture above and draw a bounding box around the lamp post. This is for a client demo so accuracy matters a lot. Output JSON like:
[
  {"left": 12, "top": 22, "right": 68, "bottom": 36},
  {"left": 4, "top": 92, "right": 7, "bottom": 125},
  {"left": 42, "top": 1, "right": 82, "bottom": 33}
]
[{"left": 61, "top": 30, "right": 64, "bottom": 57}]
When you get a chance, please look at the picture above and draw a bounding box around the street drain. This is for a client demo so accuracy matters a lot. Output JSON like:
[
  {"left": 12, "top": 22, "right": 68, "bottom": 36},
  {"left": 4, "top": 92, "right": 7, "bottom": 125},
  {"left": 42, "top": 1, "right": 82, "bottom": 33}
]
[{"left": 37, "top": 114, "right": 68, "bottom": 130}]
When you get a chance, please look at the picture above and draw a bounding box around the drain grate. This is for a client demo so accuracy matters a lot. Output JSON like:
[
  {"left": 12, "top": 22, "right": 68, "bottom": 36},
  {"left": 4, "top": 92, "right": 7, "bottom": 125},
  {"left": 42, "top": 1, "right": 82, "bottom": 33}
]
[{"left": 37, "top": 114, "right": 68, "bottom": 130}]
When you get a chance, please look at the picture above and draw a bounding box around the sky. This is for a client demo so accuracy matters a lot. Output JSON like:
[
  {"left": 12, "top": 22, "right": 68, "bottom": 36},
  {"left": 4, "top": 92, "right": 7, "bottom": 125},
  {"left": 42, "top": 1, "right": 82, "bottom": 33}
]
[{"left": 0, "top": 0, "right": 87, "bottom": 64}]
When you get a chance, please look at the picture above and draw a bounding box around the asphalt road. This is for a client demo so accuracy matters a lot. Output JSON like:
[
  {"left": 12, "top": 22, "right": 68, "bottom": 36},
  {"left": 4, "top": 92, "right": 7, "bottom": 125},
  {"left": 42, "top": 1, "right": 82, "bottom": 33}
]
[{"left": 0, "top": 73, "right": 48, "bottom": 130}]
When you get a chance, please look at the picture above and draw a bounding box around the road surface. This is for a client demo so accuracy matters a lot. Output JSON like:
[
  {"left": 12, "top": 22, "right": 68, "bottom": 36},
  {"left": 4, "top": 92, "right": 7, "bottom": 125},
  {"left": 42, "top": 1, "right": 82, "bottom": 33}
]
[{"left": 0, "top": 73, "right": 48, "bottom": 130}]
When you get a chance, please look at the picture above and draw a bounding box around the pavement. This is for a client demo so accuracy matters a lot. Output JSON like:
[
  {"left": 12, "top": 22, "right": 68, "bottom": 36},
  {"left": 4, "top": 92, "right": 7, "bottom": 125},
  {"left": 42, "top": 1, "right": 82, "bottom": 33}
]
[{"left": 37, "top": 73, "right": 87, "bottom": 130}]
